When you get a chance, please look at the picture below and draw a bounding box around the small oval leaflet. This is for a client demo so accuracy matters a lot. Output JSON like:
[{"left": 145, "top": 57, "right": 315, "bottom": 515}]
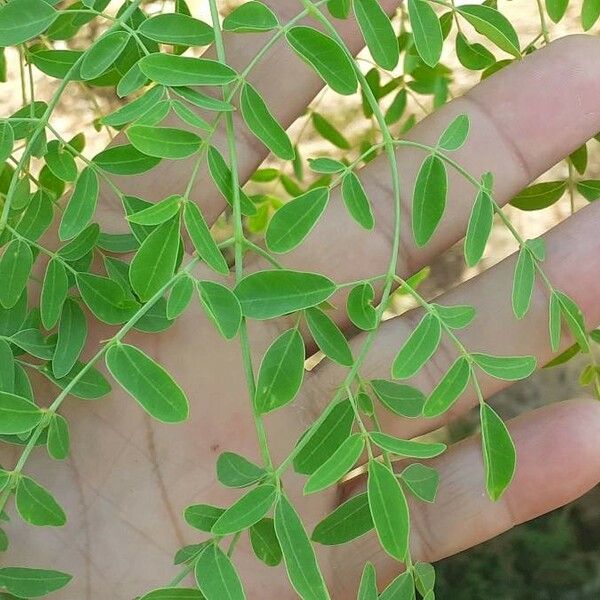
[
  {"left": 464, "top": 188, "right": 494, "bottom": 267},
  {"left": 392, "top": 313, "right": 442, "bottom": 379},
  {"left": 357, "top": 562, "right": 378, "bottom": 600},
  {"left": 255, "top": 328, "right": 305, "bottom": 415},
  {"left": 105, "top": 343, "right": 189, "bottom": 423},
  {"left": 354, "top": 0, "right": 400, "bottom": 71},
  {"left": 266, "top": 187, "right": 330, "bottom": 253},
  {"left": 184, "top": 504, "right": 224, "bottom": 532},
  {"left": 127, "top": 125, "right": 201, "bottom": 160},
  {"left": 0, "top": 392, "right": 43, "bottom": 435},
  {"left": 47, "top": 413, "right": 70, "bottom": 461},
  {"left": 138, "top": 53, "right": 238, "bottom": 87},
  {"left": 438, "top": 114, "right": 470, "bottom": 151},
  {"left": 312, "top": 492, "right": 374, "bottom": 546},
  {"left": 139, "top": 589, "right": 204, "bottom": 600},
  {"left": 249, "top": 518, "right": 282, "bottom": 567},
  {"left": 305, "top": 307, "right": 353, "bottom": 367},
  {"left": 480, "top": 403, "right": 516, "bottom": 500},
  {"left": 341, "top": 171, "right": 375, "bottom": 230},
  {"left": 211, "top": 484, "right": 278, "bottom": 535},
  {"left": 286, "top": 26, "right": 358, "bottom": 96},
  {"left": 367, "top": 460, "right": 410, "bottom": 561},
  {"left": 0, "top": 567, "right": 72, "bottom": 598},
  {"left": 40, "top": 259, "right": 68, "bottom": 331},
  {"left": 407, "top": 0, "right": 443, "bottom": 67},
  {"left": 274, "top": 494, "right": 330, "bottom": 600},
  {"left": 0, "top": 239, "right": 33, "bottom": 309},
  {"left": 512, "top": 248, "right": 536, "bottom": 319},
  {"left": 53, "top": 298, "right": 87, "bottom": 379},
  {"left": 223, "top": 1, "right": 279, "bottom": 32},
  {"left": 127, "top": 195, "right": 181, "bottom": 227},
  {"left": 80, "top": 31, "right": 130, "bottom": 80},
  {"left": 240, "top": 82, "right": 294, "bottom": 160},
  {"left": 197, "top": 280, "right": 242, "bottom": 340},
  {"left": 472, "top": 353, "right": 536, "bottom": 381},
  {"left": 195, "top": 544, "right": 245, "bottom": 600},
  {"left": 347, "top": 282, "right": 378, "bottom": 330},
  {"left": 234, "top": 270, "right": 336, "bottom": 320},
  {"left": 370, "top": 379, "right": 425, "bottom": 418},
  {"left": 59, "top": 166, "right": 99, "bottom": 241},
  {"left": 138, "top": 14, "right": 214, "bottom": 47},
  {"left": 216, "top": 451, "right": 265, "bottom": 488},
  {"left": 184, "top": 202, "right": 229, "bottom": 275},
  {"left": 16, "top": 475, "right": 66, "bottom": 527},
  {"left": 401, "top": 463, "right": 439, "bottom": 503},
  {"left": 0, "top": 0, "right": 58, "bottom": 47},
  {"left": 423, "top": 356, "right": 471, "bottom": 418},
  {"left": 369, "top": 432, "right": 446, "bottom": 459}
]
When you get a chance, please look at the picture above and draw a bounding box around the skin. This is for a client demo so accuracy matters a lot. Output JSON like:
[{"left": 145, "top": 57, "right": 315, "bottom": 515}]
[{"left": 3, "top": 3, "right": 600, "bottom": 598}]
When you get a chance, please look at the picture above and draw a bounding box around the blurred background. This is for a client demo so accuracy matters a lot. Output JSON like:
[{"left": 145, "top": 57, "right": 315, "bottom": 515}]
[{"left": 2, "top": 1, "right": 600, "bottom": 597}]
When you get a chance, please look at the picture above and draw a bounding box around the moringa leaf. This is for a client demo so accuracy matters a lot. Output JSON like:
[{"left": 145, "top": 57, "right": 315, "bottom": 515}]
[
  {"left": 412, "top": 154, "right": 447, "bottom": 247},
  {"left": 0, "top": 393, "right": 43, "bottom": 435},
  {"left": 59, "top": 167, "right": 99, "bottom": 241},
  {"left": 0, "top": 239, "right": 33, "bottom": 310},
  {"left": 341, "top": 171, "right": 375, "bottom": 230},
  {"left": 347, "top": 282, "right": 377, "bottom": 330},
  {"left": 370, "top": 432, "right": 446, "bottom": 459},
  {"left": 305, "top": 307, "right": 353, "bottom": 367},
  {"left": 512, "top": 248, "right": 536, "bottom": 319},
  {"left": 400, "top": 463, "right": 439, "bottom": 503},
  {"left": 223, "top": 1, "right": 279, "bottom": 33},
  {"left": 407, "top": 0, "right": 443, "bottom": 67},
  {"left": 438, "top": 114, "right": 470, "bottom": 151},
  {"left": 184, "top": 202, "right": 229, "bottom": 275},
  {"left": 53, "top": 298, "right": 87, "bottom": 379},
  {"left": 0, "top": 567, "right": 72, "bottom": 598},
  {"left": 371, "top": 379, "right": 425, "bottom": 418},
  {"left": 255, "top": 329, "right": 305, "bottom": 414},
  {"left": 47, "top": 413, "right": 70, "bottom": 461},
  {"left": 195, "top": 544, "right": 245, "bottom": 600},
  {"left": 357, "top": 562, "right": 378, "bottom": 600},
  {"left": 138, "top": 14, "right": 214, "bottom": 46},
  {"left": 0, "top": 0, "right": 58, "bottom": 46},
  {"left": 312, "top": 491, "right": 373, "bottom": 545},
  {"left": 40, "top": 259, "right": 68, "bottom": 331},
  {"left": 80, "top": 31, "right": 130, "bottom": 80},
  {"left": 472, "top": 353, "right": 536, "bottom": 381},
  {"left": 286, "top": 26, "right": 357, "bottom": 96},
  {"left": 354, "top": 0, "right": 399, "bottom": 70},
  {"left": 458, "top": 4, "right": 520, "bottom": 57},
  {"left": 423, "top": 356, "right": 471, "bottom": 418},
  {"left": 217, "top": 452, "right": 265, "bottom": 488},
  {"left": 464, "top": 188, "right": 494, "bottom": 266},
  {"left": 127, "top": 125, "right": 201, "bottom": 160},
  {"left": 16, "top": 475, "right": 66, "bottom": 526},
  {"left": 249, "top": 518, "right": 282, "bottom": 567},
  {"left": 197, "top": 280, "right": 242, "bottom": 340},
  {"left": 392, "top": 313, "right": 442, "bottom": 379},
  {"left": 105, "top": 343, "right": 189, "bottom": 423}
]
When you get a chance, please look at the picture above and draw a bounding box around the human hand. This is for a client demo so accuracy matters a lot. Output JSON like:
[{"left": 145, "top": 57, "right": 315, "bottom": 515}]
[{"left": 2, "top": 4, "right": 600, "bottom": 598}]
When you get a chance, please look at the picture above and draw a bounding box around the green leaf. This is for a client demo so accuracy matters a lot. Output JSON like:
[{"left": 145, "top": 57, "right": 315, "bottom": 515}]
[
  {"left": 370, "top": 379, "right": 425, "bottom": 418},
  {"left": 12, "top": 189, "right": 53, "bottom": 242},
  {"left": 235, "top": 270, "right": 336, "bottom": 320},
  {"left": 472, "top": 353, "right": 536, "bottom": 381},
  {"left": 455, "top": 32, "right": 495, "bottom": 70},
  {"left": 216, "top": 452, "right": 265, "bottom": 488},
  {"left": 305, "top": 307, "right": 353, "bottom": 367},
  {"left": 223, "top": 1, "right": 279, "bottom": 32},
  {"left": 312, "top": 491, "right": 373, "bottom": 545},
  {"left": 400, "top": 463, "right": 439, "bottom": 503},
  {"left": 0, "top": 121, "right": 14, "bottom": 165},
  {"left": 0, "top": 567, "right": 71, "bottom": 598},
  {"left": 58, "top": 222, "right": 99, "bottom": 262},
  {"left": 512, "top": 248, "right": 535, "bottom": 319},
  {"left": 407, "top": 0, "right": 443, "bottom": 67},
  {"left": 197, "top": 280, "right": 242, "bottom": 340},
  {"left": 412, "top": 154, "right": 447, "bottom": 247},
  {"left": 167, "top": 276, "right": 194, "bottom": 320},
  {"left": 266, "top": 187, "right": 329, "bottom": 253},
  {"left": 577, "top": 179, "right": 600, "bottom": 202},
  {"left": 311, "top": 112, "right": 350, "bottom": 149},
  {"left": 255, "top": 329, "right": 305, "bottom": 414},
  {"left": 549, "top": 292, "right": 562, "bottom": 353},
  {"left": 510, "top": 181, "right": 566, "bottom": 211},
  {"left": 184, "top": 202, "right": 229, "bottom": 275},
  {"left": 206, "top": 146, "right": 257, "bottom": 216},
  {"left": 195, "top": 544, "right": 245, "bottom": 600},
  {"left": 45, "top": 140, "right": 77, "bottom": 182},
  {"left": 294, "top": 399, "right": 355, "bottom": 475},
  {"left": 212, "top": 484, "right": 277, "bottom": 535},
  {"left": 80, "top": 31, "right": 130, "bottom": 80},
  {"left": 286, "top": 26, "right": 358, "bottom": 96},
  {"left": 40, "top": 360, "right": 111, "bottom": 400},
  {"left": 184, "top": 504, "right": 224, "bottom": 532},
  {"left": 385, "top": 88, "right": 408, "bottom": 125},
  {"left": 556, "top": 291, "right": 590, "bottom": 351},
  {"left": 347, "top": 282, "right": 377, "bottom": 330},
  {"left": 103, "top": 85, "right": 165, "bottom": 128},
  {"left": 0, "top": 393, "right": 42, "bottom": 434},
  {"left": 93, "top": 144, "right": 161, "bottom": 175},
  {"left": 458, "top": 4, "right": 520, "bottom": 57},
  {"left": 582, "top": 0, "right": 600, "bottom": 30},
  {"left": 480, "top": 403, "right": 516, "bottom": 500},
  {"left": 139, "top": 589, "right": 204, "bottom": 600},
  {"left": 341, "top": 171, "right": 375, "bottom": 230},
  {"left": 354, "top": 0, "right": 399, "bottom": 70},
  {"left": 16, "top": 475, "right": 66, "bottom": 526},
  {"left": 379, "top": 571, "right": 415, "bottom": 600},
  {"left": 464, "top": 188, "right": 494, "bottom": 266},
  {"left": 127, "top": 125, "right": 201, "bottom": 160},
  {"left": 10, "top": 329, "right": 54, "bottom": 360},
  {"left": 367, "top": 460, "right": 410, "bottom": 561},
  {"left": 309, "top": 157, "right": 345, "bottom": 174},
  {"left": 97, "top": 232, "right": 139, "bottom": 253},
  {"left": 328, "top": 0, "right": 352, "bottom": 19},
  {"left": 139, "top": 53, "right": 237, "bottom": 87},
  {"left": 240, "top": 83, "right": 294, "bottom": 160},
  {"left": 438, "top": 114, "right": 470, "bottom": 151},
  {"left": 0, "top": 339, "right": 15, "bottom": 392},
  {"left": 370, "top": 432, "right": 446, "bottom": 458},
  {"left": 249, "top": 518, "right": 282, "bottom": 567},
  {"left": 433, "top": 303, "right": 475, "bottom": 329},
  {"left": 423, "top": 356, "right": 471, "bottom": 418},
  {"left": 274, "top": 494, "right": 330, "bottom": 600},
  {"left": 53, "top": 298, "right": 87, "bottom": 379},
  {"left": 76, "top": 273, "right": 139, "bottom": 325},
  {"left": 59, "top": 167, "right": 99, "bottom": 241},
  {"left": 105, "top": 343, "right": 189, "bottom": 423},
  {"left": 173, "top": 86, "right": 234, "bottom": 112},
  {"left": 47, "top": 413, "right": 69, "bottom": 461},
  {"left": 357, "top": 562, "right": 378, "bottom": 600},
  {"left": 127, "top": 195, "right": 181, "bottom": 226},
  {"left": 130, "top": 216, "right": 180, "bottom": 302},
  {"left": 546, "top": 0, "right": 569, "bottom": 23},
  {"left": 0, "top": 240, "right": 33, "bottom": 309},
  {"left": 304, "top": 433, "right": 364, "bottom": 494},
  {"left": 138, "top": 14, "right": 214, "bottom": 46},
  {"left": 392, "top": 313, "right": 441, "bottom": 379},
  {"left": 0, "top": 0, "right": 58, "bottom": 46}
]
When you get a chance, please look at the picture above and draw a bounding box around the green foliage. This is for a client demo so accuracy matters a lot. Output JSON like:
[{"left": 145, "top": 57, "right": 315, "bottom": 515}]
[{"left": 0, "top": 1, "right": 595, "bottom": 598}]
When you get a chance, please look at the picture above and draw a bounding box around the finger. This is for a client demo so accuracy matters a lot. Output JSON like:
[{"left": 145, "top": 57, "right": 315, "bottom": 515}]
[
  {"left": 307, "top": 199, "right": 600, "bottom": 440},
  {"left": 332, "top": 398, "right": 600, "bottom": 595},
  {"left": 96, "top": 2, "right": 399, "bottom": 227},
  {"left": 266, "top": 35, "right": 600, "bottom": 333}
]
